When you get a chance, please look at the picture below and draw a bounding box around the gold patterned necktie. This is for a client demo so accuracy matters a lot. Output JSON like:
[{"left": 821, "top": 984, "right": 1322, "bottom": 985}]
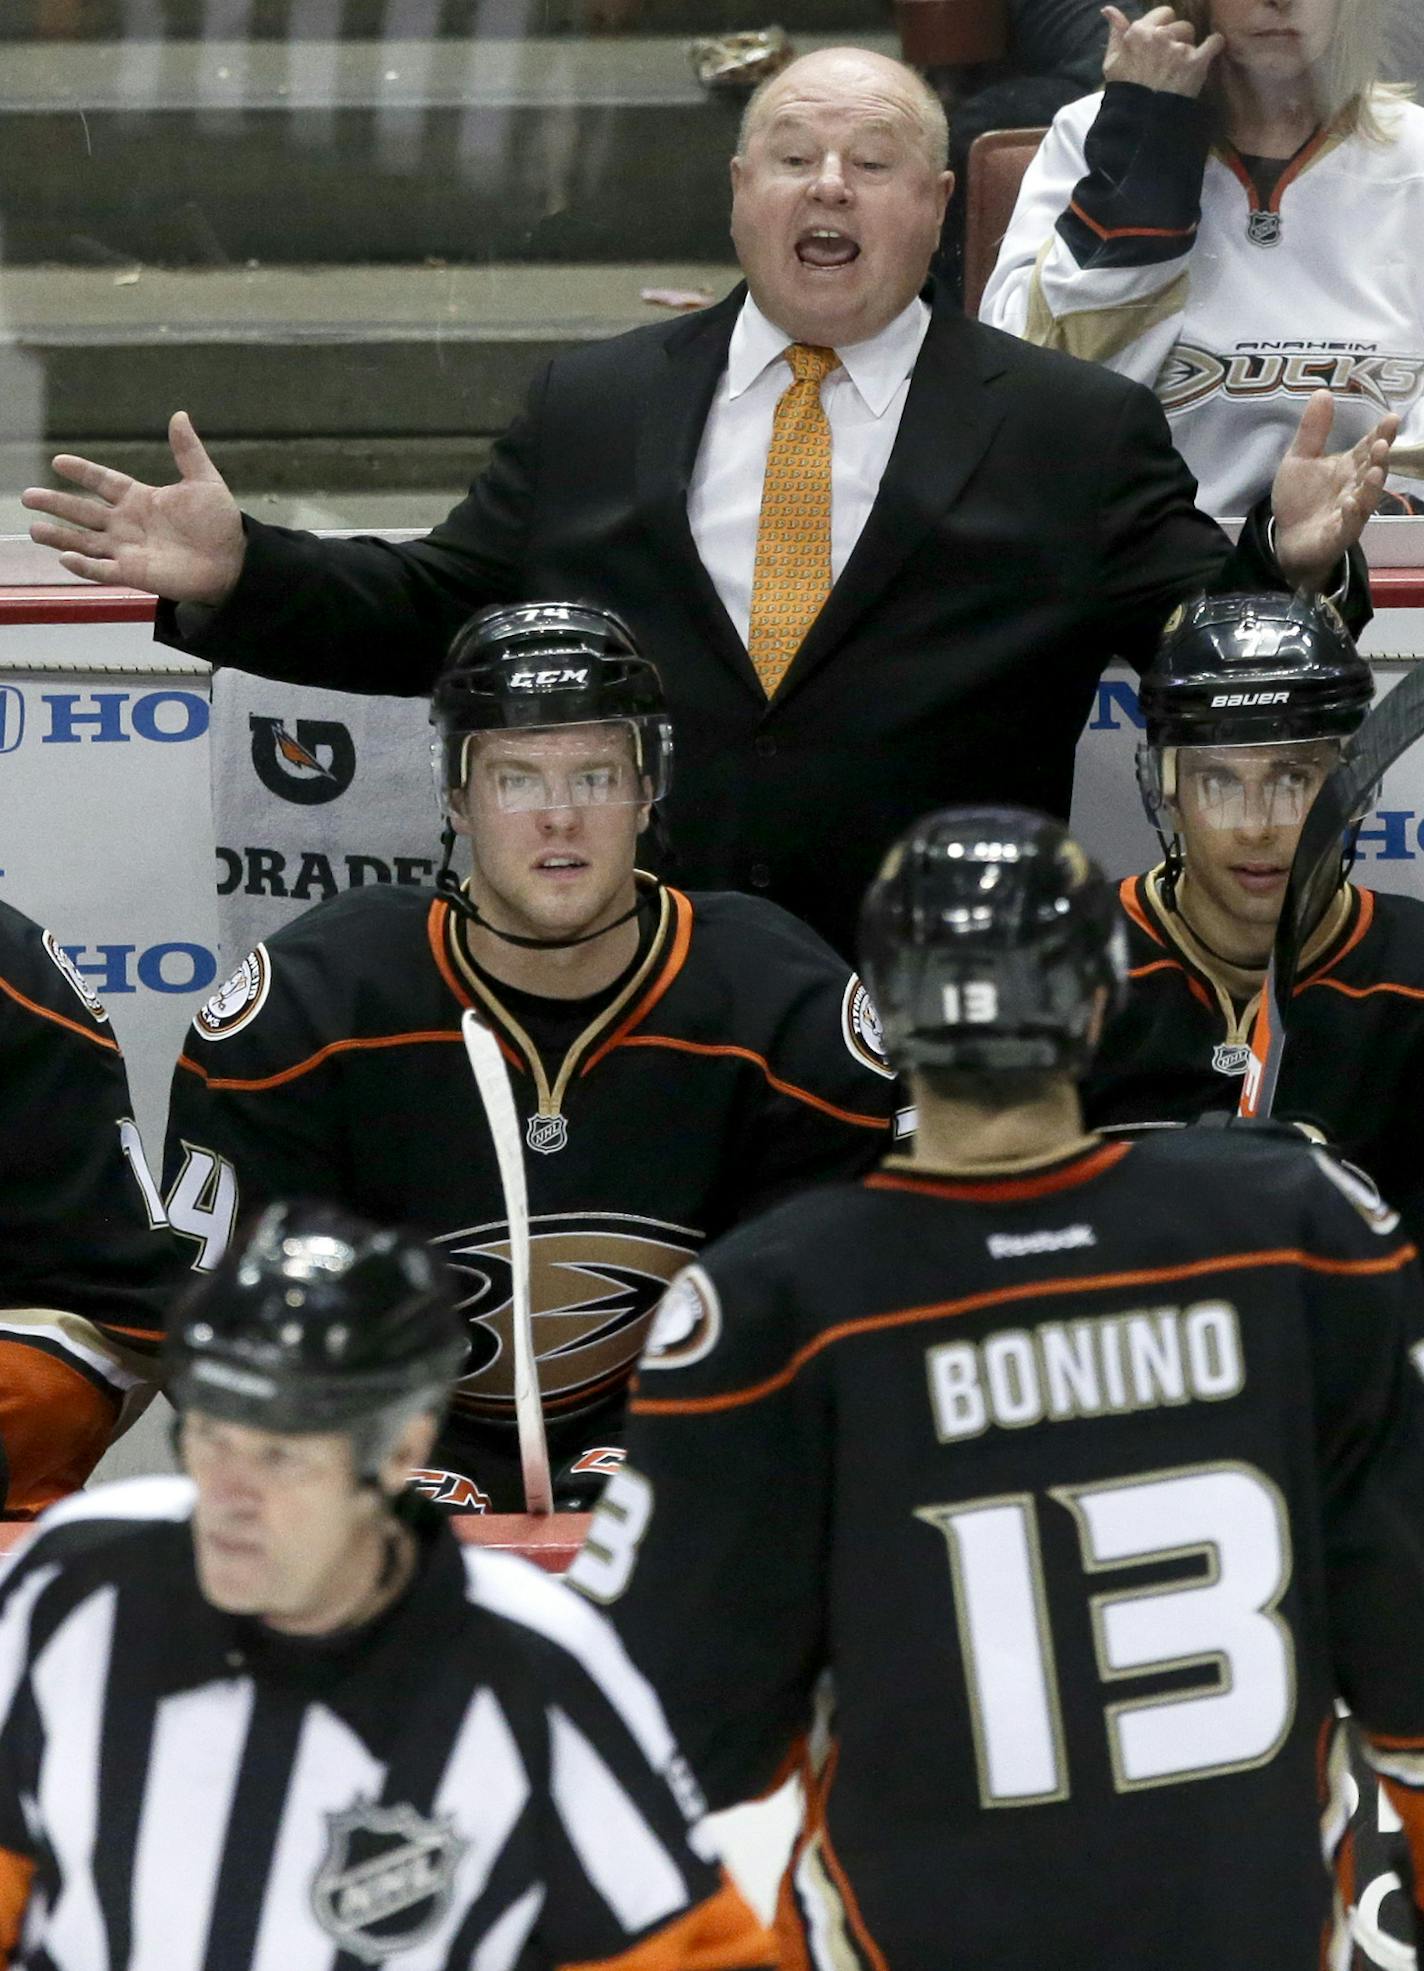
[{"left": 747, "top": 342, "right": 840, "bottom": 698}]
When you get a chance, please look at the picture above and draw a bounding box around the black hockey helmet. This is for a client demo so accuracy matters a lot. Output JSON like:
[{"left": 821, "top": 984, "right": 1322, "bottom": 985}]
[
  {"left": 166, "top": 1201, "right": 467, "bottom": 1438},
  {"left": 1138, "top": 591, "right": 1371, "bottom": 822},
  {"left": 859, "top": 806, "right": 1127, "bottom": 1075},
  {"left": 430, "top": 601, "right": 673, "bottom": 806}
]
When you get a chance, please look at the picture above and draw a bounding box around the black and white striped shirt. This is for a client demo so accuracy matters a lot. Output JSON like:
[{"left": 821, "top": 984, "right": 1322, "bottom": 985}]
[{"left": 0, "top": 1477, "right": 773, "bottom": 1971}]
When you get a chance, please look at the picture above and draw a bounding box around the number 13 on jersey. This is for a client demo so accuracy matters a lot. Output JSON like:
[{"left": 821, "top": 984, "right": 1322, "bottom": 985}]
[{"left": 918, "top": 1461, "right": 1295, "bottom": 1806}]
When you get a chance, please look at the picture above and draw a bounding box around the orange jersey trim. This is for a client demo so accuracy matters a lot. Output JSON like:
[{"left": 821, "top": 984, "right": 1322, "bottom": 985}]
[
  {"left": 630, "top": 1241, "right": 1419, "bottom": 1418},
  {"left": 867, "top": 1141, "right": 1129, "bottom": 1204},
  {"left": 1066, "top": 198, "right": 1198, "bottom": 243},
  {"left": 602, "top": 1036, "right": 891, "bottom": 1131},
  {"left": 1119, "top": 876, "right": 1162, "bottom": 945},
  {"left": 0, "top": 970, "right": 120, "bottom": 1054},
  {"left": 787, "top": 1742, "right": 891, "bottom": 1971},
  {"left": 1365, "top": 1731, "right": 1424, "bottom": 1751},
  {"left": 558, "top": 1876, "right": 776, "bottom": 1971},
  {"left": 1297, "top": 887, "right": 1374, "bottom": 988},
  {"left": 427, "top": 898, "right": 474, "bottom": 1011},
  {"left": 0, "top": 1847, "right": 34, "bottom": 1964},
  {"left": 582, "top": 889, "right": 695, "bottom": 1075},
  {"left": 1300, "top": 974, "right": 1424, "bottom": 1005},
  {"left": 177, "top": 1028, "right": 466, "bottom": 1093}
]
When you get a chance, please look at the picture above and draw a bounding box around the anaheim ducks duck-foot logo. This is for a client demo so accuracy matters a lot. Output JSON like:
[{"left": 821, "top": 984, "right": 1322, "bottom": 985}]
[
  {"left": 436, "top": 1211, "right": 701, "bottom": 1419},
  {"left": 312, "top": 1801, "right": 467, "bottom": 1962},
  {"left": 250, "top": 715, "right": 356, "bottom": 805}
]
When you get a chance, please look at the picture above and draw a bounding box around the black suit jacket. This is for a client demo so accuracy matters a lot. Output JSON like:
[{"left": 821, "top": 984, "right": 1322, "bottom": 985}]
[{"left": 163, "top": 288, "right": 1365, "bottom": 955}]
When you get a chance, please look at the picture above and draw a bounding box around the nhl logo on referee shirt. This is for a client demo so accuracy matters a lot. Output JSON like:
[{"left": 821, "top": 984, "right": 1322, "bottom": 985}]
[
  {"left": 526, "top": 1112, "right": 568, "bottom": 1155},
  {"left": 312, "top": 1800, "right": 468, "bottom": 1962}
]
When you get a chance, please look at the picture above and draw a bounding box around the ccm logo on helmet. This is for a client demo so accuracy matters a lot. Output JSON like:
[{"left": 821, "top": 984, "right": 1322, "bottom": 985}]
[
  {"left": 509, "top": 667, "right": 591, "bottom": 689},
  {"left": 1209, "top": 691, "right": 1290, "bottom": 707}
]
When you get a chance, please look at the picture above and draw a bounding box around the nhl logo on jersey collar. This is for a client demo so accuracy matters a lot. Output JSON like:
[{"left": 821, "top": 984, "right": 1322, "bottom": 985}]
[
  {"left": 1212, "top": 1041, "right": 1251, "bottom": 1077},
  {"left": 1246, "top": 210, "right": 1283, "bottom": 248},
  {"left": 527, "top": 1112, "right": 569, "bottom": 1155},
  {"left": 312, "top": 1800, "right": 468, "bottom": 1962}
]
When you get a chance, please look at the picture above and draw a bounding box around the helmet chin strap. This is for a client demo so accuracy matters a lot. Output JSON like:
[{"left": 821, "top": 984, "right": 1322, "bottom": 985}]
[{"left": 434, "top": 831, "right": 641, "bottom": 952}]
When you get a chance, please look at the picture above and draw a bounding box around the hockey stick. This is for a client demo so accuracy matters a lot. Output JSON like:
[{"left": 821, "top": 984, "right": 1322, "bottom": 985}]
[
  {"left": 460, "top": 1008, "right": 553, "bottom": 1514},
  {"left": 1238, "top": 660, "right": 1424, "bottom": 1119}
]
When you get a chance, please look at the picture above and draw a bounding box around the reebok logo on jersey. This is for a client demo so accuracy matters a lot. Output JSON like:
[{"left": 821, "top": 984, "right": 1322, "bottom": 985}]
[
  {"left": 313, "top": 1801, "right": 468, "bottom": 1959},
  {"left": 987, "top": 1225, "right": 1096, "bottom": 1260}
]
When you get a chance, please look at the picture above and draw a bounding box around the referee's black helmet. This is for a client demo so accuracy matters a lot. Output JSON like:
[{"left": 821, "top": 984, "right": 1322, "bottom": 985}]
[
  {"left": 859, "top": 806, "right": 1127, "bottom": 1075},
  {"left": 167, "top": 1201, "right": 467, "bottom": 1436}
]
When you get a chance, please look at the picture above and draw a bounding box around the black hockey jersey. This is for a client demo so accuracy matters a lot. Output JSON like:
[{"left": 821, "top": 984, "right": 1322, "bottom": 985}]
[
  {"left": 0, "top": 1477, "right": 775, "bottom": 1971},
  {"left": 1085, "top": 873, "right": 1424, "bottom": 1244},
  {"left": 579, "top": 1128, "right": 1424, "bottom": 1971},
  {"left": 0, "top": 896, "right": 178, "bottom": 1364},
  {"left": 163, "top": 880, "right": 899, "bottom": 1503}
]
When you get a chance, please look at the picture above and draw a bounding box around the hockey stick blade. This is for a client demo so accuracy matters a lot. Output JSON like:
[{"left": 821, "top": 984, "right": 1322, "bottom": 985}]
[
  {"left": 1239, "top": 660, "right": 1424, "bottom": 1118},
  {"left": 461, "top": 1008, "right": 553, "bottom": 1514}
]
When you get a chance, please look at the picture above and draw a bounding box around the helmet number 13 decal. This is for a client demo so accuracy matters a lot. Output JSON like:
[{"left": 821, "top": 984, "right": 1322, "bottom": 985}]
[
  {"left": 942, "top": 982, "right": 999, "bottom": 1024},
  {"left": 917, "top": 1461, "right": 1294, "bottom": 1804}
]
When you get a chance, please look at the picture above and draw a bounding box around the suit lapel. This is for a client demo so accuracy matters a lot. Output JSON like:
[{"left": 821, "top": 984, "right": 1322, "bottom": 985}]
[
  {"left": 775, "top": 307, "right": 1011, "bottom": 703},
  {"left": 634, "top": 285, "right": 766, "bottom": 699}
]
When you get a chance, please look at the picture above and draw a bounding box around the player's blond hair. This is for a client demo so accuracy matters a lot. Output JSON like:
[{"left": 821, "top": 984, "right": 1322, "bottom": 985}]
[
  {"left": 1177, "top": 0, "right": 1410, "bottom": 143},
  {"left": 736, "top": 50, "right": 950, "bottom": 171}
]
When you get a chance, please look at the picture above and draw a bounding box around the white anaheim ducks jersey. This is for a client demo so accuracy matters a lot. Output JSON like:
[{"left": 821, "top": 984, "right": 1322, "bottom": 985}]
[
  {"left": 0, "top": 1478, "right": 775, "bottom": 1971},
  {"left": 980, "top": 85, "right": 1424, "bottom": 517}
]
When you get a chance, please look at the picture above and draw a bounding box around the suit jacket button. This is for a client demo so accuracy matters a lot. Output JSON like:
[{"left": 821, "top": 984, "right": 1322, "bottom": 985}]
[
  {"left": 755, "top": 734, "right": 777, "bottom": 758},
  {"left": 749, "top": 862, "right": 771, "bottom": 889}
]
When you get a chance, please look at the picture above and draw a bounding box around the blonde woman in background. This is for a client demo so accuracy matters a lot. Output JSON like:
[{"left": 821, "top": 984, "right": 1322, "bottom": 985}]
[{"left": 980, "top": 0, "right": 1424, "bottom": 517}]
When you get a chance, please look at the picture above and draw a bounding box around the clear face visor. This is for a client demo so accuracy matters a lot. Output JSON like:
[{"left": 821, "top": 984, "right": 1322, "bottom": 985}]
[
  {"left": 1160, "top": 738, "right": 1343, "bottom": 833},
  {"left": 432, "top": 716, "right": 673, "bottom": 817}
]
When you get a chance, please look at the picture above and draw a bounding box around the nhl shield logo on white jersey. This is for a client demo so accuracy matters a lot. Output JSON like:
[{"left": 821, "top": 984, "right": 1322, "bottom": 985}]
[
  {"left": 1212, "top": 1042, "right": 1251, "bottom": 1077},
  {"left": 312, "top": 1800, "right": 468, "bottom": 1962},
  {"left": 526, "top": 1112, "right": 568, "bottom": 1155},
  {"left": 1246, "top": 210, "right": 1282, "bottom": 247}
]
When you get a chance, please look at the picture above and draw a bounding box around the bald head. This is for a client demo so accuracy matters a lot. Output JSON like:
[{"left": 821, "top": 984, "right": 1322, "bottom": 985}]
[
  {"left": 728, "top": 44, "right": 954, "bottom": 348},
  {"left": 738, "top": 48, "right": 950, "bottom": 173}
]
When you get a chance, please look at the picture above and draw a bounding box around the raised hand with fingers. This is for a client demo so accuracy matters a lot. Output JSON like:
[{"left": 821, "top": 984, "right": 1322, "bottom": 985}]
[
  {"left": 1271, "top": 392, "right": 1400, "bottom": 594},
  {"left": 1101, "top": 4, "right": 1225, "bottom": 96},
  {"left": 22, "top": 411, "right": 246, "bottom": 607}
]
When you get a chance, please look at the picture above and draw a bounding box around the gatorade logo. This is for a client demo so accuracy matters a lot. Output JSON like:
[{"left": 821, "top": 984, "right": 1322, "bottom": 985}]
[{"left": 249, "top": 716, "right": 356, "bottom": 805}]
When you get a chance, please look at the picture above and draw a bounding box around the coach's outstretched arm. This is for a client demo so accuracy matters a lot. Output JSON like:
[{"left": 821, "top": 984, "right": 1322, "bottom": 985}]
[
  {"left": 22, "top": 412, "right": 244, "bottom": 605},
  {"left": 1271, "top": 395, "right": 1400, "bottom": 596}
]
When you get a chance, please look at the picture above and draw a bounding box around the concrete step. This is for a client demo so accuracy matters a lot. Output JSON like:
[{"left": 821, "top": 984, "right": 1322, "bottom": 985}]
[
  {"left": 2, "top": 0, "right": 884, "bottom": 39},
  {"left": 1, "top": 34, "right": 902, "bottom": 263},
  {"left": 0, "top": 261, "right": 739, "bottom": 442}
]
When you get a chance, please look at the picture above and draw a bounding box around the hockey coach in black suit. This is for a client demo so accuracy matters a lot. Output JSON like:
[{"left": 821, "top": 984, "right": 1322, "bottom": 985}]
[{"left": 24, "top": 47, "right": 1399, "bottom": 956}]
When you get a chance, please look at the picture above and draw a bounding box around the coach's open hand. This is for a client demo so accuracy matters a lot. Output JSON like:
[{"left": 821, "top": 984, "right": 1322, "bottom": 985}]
[
  {"left": 22, "top": 410, "right": 245, "bottom": 606},
  {"left": 1272, "top": 392, "right": 1399, "bottom": 595}
]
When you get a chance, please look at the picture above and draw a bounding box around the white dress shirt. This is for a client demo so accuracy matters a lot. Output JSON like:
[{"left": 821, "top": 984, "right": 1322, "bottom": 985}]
[{"left": 686, "top": 293, "right": 932, "bottom": 647}]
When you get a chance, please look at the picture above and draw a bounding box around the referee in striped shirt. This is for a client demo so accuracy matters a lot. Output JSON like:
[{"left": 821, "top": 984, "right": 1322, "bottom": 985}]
[{"left": 0, "top": 1201, "right": 775, "bottom": 1971}]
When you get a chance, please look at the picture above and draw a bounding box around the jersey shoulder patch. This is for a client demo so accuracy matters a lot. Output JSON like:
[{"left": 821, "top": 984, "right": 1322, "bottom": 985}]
[
  {"left": 842, "top": 975, "right": 895, "bottom": 1079},
  {"left": 41, "top": 930, "right": 109, "bottom": 1024},
  {"left": 641, "top": 1265, "right": 722, "bottom": 1371},
  {"left": 1308, "top": 1145, "right": 1401, "bottom": 1237},
  {"left": 192, "top": 947, "right": 271, "bottom": 1042}
]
